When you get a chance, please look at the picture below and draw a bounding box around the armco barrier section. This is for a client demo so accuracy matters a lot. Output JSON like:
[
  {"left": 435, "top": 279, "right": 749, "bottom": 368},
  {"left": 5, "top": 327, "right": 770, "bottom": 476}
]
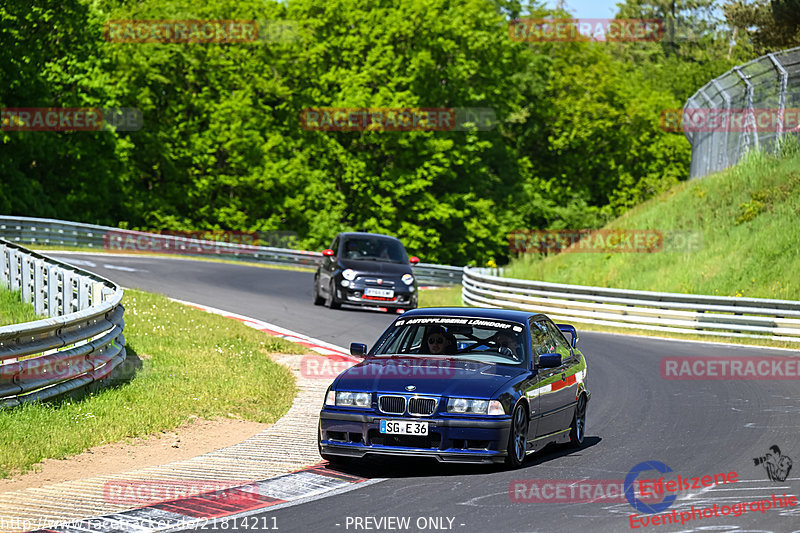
[
  {"left": 0, "top": 215, "right": 462, "bottom": 286},
  {"left": 0, "top": 239, "right": 126, "bottom": 407},
  {"left": 462, "top": 267, "right": 800, "bottom": 342}
]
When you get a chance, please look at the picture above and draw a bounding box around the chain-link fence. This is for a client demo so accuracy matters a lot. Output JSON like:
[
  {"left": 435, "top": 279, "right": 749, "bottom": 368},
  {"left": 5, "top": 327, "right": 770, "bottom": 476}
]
[{"left": 684, "top": 46, "right": 800, "bottom": 178}]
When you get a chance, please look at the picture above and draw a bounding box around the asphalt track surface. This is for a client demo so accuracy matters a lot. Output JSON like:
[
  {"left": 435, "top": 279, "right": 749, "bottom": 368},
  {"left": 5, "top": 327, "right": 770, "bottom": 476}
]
[{"left": 50, "top": 253, "right": 800, "bottom": 533}]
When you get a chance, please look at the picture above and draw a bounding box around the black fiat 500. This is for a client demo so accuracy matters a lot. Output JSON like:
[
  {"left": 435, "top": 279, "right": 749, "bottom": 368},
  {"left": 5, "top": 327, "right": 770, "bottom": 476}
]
[{"left": 313, "top": 232, "right": 419, "bottom": 313}]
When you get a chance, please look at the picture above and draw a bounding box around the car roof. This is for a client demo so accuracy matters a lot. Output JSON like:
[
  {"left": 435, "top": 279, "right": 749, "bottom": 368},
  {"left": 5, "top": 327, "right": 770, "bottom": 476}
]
[
  {"left": 338, "top": 232, "right": 402, "bottom": 242},
  {"left": 400, "top": 307, "right": 543, "bottom": 324}
]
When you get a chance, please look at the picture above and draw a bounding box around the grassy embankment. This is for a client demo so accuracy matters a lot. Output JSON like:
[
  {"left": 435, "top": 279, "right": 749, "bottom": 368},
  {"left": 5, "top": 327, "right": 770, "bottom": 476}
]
[
  {"left": 0, "top": 288, "right": 305, "bottom": 479},
  {"left": 499, "top": 149, "right": 800, "bottom": 347}
]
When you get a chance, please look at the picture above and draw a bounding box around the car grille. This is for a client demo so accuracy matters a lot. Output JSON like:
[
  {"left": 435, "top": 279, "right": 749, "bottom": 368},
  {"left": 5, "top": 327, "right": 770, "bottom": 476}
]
[
  {"left": 362, "top": 278, "right": 396, "bottom": 287},
  {"left": 408, "top": 397, "right": 437, "bottom": 416},
  {"left": 379, "top": 395, "right": 406, "bottom": 415},
  {"left": 378, "top": 395, "right": 439, "bottom": 416}
]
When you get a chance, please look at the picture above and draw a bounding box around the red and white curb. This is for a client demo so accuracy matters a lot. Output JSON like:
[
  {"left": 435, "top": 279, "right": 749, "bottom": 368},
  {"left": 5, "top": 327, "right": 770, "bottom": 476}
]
[
  {"left": 28, "top": 465, "right": 374, "bottom": 533},
  {"left": 168, "top": 298, "right": 359, "bottom": 362}
]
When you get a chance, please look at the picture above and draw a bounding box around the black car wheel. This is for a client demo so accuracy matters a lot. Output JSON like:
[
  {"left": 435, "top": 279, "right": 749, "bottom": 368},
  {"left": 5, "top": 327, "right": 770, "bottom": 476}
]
[
  {"left": 569, "top": 394, "right": 587, "bottom": 448},
  {"left": 505, "top": 403, "right": 528, "bottom": 468},
  {"left": 325, "top": 280, "right": 341, "bottom": 310},
  {"left": 312, "top": 277, "right": 325, "bottom": 306}
]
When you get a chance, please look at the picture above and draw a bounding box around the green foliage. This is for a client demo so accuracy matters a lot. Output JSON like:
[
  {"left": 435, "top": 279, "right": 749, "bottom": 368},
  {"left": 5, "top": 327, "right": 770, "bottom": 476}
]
[
  {"left": 0, "top": 0, "right": 760, "bottom": 265},
  {"left": 724, "top": 0, "right": 800, "bottom": 54}
]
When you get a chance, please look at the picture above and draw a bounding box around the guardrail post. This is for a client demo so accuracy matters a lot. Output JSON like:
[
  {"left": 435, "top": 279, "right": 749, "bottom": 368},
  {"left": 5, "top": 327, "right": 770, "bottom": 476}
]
[
  {"left": 77, "top": 278, "right": 90, "bottom": 311},
  {"left": 62, "top": 270, "right": 74, "bottom": 315},
  {"left": 0, "top": 245, "right": 9, "bottom": 289},
  {"left": 33, "top": 259, "right": 45, "bottom": 315},
  {"left": 47, "top": 264, "right": 60, "bottom": 316},
  {"left": 20, "top": 256, "right": 32, "bottom": 304},
  {"left": 9, "top": 250, "right": 20, "bottom": 292}
]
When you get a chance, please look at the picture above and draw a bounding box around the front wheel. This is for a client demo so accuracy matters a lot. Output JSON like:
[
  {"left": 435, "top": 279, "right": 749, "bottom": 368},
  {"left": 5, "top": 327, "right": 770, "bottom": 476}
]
[
  {"left": 325, "top": 280, "right": 341, "bottom": 310},
  {"left": 312, "top": 278, "right": 325, "bottom": 306},
  {"left": 505, "top": 403, "right": 529, "bottom": 468},
  {"left": 569, "top": 394, "right": 586, "bottom": 448}
]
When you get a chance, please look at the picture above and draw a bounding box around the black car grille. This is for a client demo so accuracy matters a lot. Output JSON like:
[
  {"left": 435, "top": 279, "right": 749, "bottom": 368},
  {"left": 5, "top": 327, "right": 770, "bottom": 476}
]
[
  {"left": 379, "top": 395, "right": 406, "bottom": 414},
  {"left": 378, "top": 395, "right": 438, "bottom": 416},
  {"left": 408, "top": 397, "right": 437, "bottom": 416},
  {"left": 362, "top": 278, "right": 396, "bottom": 287}
]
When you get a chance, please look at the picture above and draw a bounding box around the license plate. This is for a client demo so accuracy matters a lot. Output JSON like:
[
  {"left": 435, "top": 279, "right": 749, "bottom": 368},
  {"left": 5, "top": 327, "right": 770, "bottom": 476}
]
[
  {"left": 380, "top": 420, "right": 428, "bottom": 435},
  {"left": 365, "top": 287, "right": 394, "bottom": 298}
]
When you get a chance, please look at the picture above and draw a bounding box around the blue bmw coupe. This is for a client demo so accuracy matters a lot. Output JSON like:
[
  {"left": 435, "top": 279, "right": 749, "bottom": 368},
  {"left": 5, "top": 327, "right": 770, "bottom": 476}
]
[{"left": 318, "top": 307, "right": 590, "bottom": 468}]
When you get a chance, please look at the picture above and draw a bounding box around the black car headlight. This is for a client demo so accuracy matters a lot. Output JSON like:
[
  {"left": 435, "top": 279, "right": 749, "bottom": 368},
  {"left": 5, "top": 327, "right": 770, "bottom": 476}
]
[
  {"left": 401, "top": 273, "right": 414, "bottom": 285},
  {"left": 447, "top": 398, "right": 505, "bottom": 415},
  {"left": 326, "top": 390, "right": 371, "bottom": 407}
]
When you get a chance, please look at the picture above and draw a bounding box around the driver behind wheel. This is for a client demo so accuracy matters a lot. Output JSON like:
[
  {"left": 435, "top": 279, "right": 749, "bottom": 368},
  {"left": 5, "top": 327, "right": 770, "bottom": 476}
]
[{"left": 491, "top": 331, "right": 521, "bottom": 358}]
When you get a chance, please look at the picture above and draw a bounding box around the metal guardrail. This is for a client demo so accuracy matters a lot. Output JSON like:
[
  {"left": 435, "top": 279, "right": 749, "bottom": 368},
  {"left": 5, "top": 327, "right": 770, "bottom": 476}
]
[
  {"left": 462, "top": 267, "right": 800, "bottom": 342},
  {"left": 0, "top": 215, "right": 462, "bottom": 286},
  {"left": 684, "top": 46, "right": 800, "bottom": 179},
  {"left": 0, "top": 239, "right": 126, "bottom": 407}
]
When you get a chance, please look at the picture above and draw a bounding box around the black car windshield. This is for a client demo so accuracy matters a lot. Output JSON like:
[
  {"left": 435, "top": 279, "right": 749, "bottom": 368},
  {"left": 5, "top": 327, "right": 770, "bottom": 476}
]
[
  {"left": 341, "top": 236, "right": 408, "bottom": 263},
  {"left": 371, "top": 316, "right": 528, "bottom": 366}
]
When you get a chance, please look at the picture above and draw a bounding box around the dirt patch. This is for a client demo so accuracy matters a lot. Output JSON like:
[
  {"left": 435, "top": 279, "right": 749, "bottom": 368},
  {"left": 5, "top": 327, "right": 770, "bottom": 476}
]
[{"left": 0, "top": 417, "right": 269, "bottom": 493}]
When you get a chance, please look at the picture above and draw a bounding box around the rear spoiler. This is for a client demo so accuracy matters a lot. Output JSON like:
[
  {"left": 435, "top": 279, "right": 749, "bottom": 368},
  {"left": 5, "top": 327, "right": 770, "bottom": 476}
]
[{"left": 556, "top": 324, "right": 578, "bottom": 349}]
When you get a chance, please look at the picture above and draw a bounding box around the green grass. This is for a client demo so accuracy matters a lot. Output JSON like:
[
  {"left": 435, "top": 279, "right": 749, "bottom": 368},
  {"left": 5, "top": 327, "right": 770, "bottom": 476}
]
[
  {"left": 505, "top": 150, "right": 800, "bottom": 300},
  {"left": 0, "top": 289, "right": 306, "bottom": 479},
  {"left": 0, "top": 287, "right": 41, "bottom": 326},
  {"left": 418, "top": 286, "right": 463, "bottom": 308}
]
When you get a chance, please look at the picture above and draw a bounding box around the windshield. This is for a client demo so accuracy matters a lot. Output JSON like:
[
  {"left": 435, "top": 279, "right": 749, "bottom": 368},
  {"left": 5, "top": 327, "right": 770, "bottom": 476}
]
[
  {"left": 371, "top": 316, "right": 528, "bottom": 366},
  {"left": 341, "top": 237, "right": 408, "bottom": 263}
]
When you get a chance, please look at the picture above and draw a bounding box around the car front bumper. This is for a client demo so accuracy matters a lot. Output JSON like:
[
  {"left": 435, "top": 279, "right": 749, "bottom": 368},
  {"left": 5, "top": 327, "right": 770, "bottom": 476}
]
[
  {"left": 334, "top": 278, "right": 417, "bottom": 309},
  {"left": 319, "top": 410, "right": 512, "bottom": 463}
]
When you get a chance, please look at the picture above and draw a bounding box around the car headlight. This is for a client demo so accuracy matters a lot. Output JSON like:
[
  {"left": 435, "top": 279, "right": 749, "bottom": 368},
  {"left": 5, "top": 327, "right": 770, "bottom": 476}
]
[
  {"left": 335, "top": 391, "right": 371, "bottom": 407},
  {"left": 447, "top": 398, "right": 505, "bottom": 415},
  {"left": 342, "top": 269, "right": 357, "bottom": 281},
  {"left": 325, "top": 389, "right": 336, "bottom": 406},
  {"left": 401, "top": 273, "right": 414, "bottom": 285}
]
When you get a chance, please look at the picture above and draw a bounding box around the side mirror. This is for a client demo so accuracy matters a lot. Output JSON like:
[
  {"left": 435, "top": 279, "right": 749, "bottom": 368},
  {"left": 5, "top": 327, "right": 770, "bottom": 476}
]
[
  {"left": 538, "top": 353, "right": 562, "bottom": 368},
  {"left": 409, "top": 256, "right": 420, "bottom": 265},
  {"left": 322, "top": 249, "right": 335, "bottom": 257},
  {"left": 350, "top": 343, "right": 368, "bottom": 357},
  {"left": 556, "top": 324, "right": 578, "bottom": 349}
]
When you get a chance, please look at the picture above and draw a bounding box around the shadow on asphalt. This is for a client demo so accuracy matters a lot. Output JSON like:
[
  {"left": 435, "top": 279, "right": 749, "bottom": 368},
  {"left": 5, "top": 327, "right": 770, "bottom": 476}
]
[{"left": 324, "top": 436, "right": 602, "bottom": 479}]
